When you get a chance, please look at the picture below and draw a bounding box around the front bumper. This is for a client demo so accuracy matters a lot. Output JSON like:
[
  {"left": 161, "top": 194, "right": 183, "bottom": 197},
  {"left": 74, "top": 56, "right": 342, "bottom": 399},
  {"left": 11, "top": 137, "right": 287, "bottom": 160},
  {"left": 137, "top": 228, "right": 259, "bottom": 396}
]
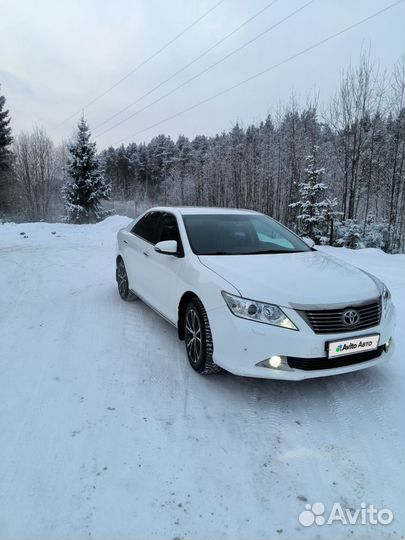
[{"left": 207, "top": 302, "right": 395, "bottom": 381}]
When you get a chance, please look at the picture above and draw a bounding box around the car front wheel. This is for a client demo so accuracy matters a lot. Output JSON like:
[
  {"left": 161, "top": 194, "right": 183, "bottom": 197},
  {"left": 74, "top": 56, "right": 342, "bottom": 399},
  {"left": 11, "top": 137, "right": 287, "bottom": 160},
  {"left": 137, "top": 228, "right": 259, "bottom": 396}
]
[
  {"left": 116, "top": 258, "right": 135, "bottom": 301},
  {"left": 184, "top": 298, "right": 221, "bottom": 375}
]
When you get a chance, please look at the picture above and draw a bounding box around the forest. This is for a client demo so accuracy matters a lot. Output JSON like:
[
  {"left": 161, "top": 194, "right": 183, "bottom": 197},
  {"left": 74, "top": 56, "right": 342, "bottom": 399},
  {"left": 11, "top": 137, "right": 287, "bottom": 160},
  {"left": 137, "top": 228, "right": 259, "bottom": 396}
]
[{"left": 1, "top": 54, "right": 404, "bottom": 252}]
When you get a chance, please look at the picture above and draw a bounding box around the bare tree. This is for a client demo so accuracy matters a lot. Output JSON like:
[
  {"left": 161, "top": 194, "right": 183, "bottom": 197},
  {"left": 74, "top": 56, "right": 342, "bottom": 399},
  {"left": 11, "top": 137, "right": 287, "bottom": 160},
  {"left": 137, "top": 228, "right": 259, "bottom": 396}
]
[
  {"left": 328, "top": 53, "right": 380, "bottom": 219},
  {"left": 13, "top": 128, "right": 56, "bottom": 220},
  {"left": 387, "top": 57, "right": 405, "bottom": 251}
]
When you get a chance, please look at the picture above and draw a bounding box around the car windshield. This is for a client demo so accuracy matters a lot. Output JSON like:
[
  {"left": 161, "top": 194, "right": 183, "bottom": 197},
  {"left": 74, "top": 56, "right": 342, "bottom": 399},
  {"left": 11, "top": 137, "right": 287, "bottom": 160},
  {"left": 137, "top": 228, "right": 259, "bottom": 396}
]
[{"left": 182, "top": 213, "right": 311, "bottom": 255}]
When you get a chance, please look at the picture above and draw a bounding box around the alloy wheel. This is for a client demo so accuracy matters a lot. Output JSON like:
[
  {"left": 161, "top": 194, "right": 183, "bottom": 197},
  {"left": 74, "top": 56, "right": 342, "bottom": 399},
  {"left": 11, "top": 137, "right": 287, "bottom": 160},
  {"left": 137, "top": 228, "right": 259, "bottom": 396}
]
[
  {"left": 185, "top": 308, "right": 202, "bottom": 364},
  {"left": 117, "top": 261, "right": 128, "bottom": 298}
]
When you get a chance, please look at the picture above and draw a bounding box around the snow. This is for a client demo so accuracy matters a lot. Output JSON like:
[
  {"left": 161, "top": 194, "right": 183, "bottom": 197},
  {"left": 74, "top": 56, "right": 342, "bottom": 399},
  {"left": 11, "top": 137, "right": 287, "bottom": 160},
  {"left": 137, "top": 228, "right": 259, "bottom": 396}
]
[{"left": 0, "top": 217, "right": 403, "bottom": 540}]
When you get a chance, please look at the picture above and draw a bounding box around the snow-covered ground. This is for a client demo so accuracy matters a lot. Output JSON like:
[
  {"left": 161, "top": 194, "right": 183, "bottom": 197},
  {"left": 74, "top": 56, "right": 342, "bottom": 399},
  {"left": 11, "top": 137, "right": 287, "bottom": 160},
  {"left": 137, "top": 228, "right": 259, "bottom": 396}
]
[{"left": 0, "top": 216, "right": 403, "bottom": 540}]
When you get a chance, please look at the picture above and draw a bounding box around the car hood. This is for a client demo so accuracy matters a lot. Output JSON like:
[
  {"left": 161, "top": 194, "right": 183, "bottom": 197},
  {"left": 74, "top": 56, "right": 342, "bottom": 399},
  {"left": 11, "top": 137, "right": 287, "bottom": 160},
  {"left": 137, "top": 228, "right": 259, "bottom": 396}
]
[{"left": 198, "top": 250, "right": 380, "bottom": 308}]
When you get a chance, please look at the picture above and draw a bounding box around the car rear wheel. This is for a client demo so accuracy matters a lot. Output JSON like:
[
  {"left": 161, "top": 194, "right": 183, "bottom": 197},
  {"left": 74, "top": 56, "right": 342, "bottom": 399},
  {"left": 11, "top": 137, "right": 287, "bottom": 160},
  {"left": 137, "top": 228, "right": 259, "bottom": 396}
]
[
  {"left": 184, "top": 298, "right": 221, "bottom": 375},
  {"left": 116, "top": 258, "right": 135, "bottom": 301}
]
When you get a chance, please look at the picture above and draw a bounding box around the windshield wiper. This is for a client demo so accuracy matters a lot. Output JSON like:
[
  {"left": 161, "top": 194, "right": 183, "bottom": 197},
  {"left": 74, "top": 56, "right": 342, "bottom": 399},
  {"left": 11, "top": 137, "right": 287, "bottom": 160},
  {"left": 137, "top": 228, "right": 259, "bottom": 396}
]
[
  {"left": 200, "top": 251, "right": 231, "bottom": 255},
  {"left": 246, "top": 249, "right": 307, "bottom": 255},
  {"left": 200, "top": 250, "right": 307, "bottom": 255}
]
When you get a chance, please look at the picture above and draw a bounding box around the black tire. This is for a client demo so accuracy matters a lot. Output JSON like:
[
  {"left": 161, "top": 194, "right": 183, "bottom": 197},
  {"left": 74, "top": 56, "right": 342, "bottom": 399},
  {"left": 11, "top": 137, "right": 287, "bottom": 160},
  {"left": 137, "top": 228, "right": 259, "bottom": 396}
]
[
  {"left": 184, "top": 297, "right": 221, "bottom": 375},
  {"left": 116, "top": 258, "right": 135, "bottom": 301}
]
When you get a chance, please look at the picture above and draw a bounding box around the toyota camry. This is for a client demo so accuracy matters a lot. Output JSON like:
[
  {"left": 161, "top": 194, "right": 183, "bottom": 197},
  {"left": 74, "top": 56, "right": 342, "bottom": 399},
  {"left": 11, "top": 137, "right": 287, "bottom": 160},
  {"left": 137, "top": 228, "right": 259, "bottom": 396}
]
[{"left": 116, "top": 207, "right": 395, "bottom": 380}]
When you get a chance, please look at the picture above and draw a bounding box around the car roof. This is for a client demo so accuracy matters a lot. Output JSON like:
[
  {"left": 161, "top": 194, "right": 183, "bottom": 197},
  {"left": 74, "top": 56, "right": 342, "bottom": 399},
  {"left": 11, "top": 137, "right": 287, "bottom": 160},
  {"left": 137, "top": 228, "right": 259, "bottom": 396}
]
[{"left": 148, "top": 206, "right": 260, "bottom": 216}]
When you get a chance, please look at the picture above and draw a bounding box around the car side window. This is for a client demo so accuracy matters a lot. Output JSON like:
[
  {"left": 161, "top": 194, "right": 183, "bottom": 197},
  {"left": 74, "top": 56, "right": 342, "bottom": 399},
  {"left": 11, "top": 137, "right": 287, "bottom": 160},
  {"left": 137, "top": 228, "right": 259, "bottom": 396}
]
[
  {"left": 156, "top": 212, "right": 184, "bottom": 255},
  {"left": 131, "top": 212, "right": 161, "bottom": 244}
]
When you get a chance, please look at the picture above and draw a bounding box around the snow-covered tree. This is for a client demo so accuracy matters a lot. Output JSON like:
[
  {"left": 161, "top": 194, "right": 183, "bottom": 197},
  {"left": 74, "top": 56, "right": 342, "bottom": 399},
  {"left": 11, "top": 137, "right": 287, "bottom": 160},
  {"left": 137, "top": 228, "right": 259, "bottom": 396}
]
[
  {"left": 363, "top": 215, "right": 389, "bottom": 249},
  {"left": 289, "top": 146, "right": 337, "bottom": 241},
  {"left": 63, "top": 117, "right": 111, "bottom": 224},
  {"left": 335, "top": 219, "right": 364, "bottom": 249}
]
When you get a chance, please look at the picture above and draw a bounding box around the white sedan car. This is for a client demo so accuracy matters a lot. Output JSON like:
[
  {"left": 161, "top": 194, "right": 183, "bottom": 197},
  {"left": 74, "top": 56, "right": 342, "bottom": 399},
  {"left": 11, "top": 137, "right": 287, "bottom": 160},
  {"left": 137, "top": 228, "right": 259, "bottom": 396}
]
[{"left": 116, "top": 207, "right": 395, "bottom": 380}]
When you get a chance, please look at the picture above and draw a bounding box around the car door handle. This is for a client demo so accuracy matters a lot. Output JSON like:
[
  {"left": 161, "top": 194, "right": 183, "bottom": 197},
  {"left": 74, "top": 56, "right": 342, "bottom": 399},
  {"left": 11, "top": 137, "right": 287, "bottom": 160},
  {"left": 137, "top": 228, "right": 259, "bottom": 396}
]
[
  {"left": 123, "top": 240, "right": 128, "bottom": 244},
  {"left": 143, "top": 251, "right": 150, "bottom": 257}
]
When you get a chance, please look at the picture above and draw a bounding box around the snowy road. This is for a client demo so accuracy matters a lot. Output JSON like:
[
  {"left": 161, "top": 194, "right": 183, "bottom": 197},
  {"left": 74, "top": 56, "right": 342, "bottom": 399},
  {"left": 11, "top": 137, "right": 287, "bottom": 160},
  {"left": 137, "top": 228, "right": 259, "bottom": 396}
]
[{"left": 0, "top": 217, "right": 403, "bottom": 540}]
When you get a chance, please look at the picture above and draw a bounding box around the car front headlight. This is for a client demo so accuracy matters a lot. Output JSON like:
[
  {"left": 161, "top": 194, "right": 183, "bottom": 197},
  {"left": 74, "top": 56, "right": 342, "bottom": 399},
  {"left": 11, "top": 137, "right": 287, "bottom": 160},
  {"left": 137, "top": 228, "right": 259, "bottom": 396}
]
[
  {"left": 381, "top": 283, "right": 392, "bottom": 315},
  {"left": 221, "top": 291, "right": 298, "bottom": 330},
  {"left": 374, "top": 277, "right": 392, "bottom": 316},
  {"left": 360, "top": 270, "right": 392, "bottom": 318}
]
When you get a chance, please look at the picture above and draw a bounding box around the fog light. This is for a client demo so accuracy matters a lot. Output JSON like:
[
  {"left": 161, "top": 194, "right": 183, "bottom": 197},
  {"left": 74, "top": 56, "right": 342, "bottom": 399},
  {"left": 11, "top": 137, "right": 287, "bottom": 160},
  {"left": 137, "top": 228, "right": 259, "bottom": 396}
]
[
  {"left": 384, "top": 338, "right": 392, "bottom": 352},
  {"left": 256, "top": 355, "right": 288, "bottom": 370},
  {"left": 269, "top": 355, "right": 282, "bottom": 368}
]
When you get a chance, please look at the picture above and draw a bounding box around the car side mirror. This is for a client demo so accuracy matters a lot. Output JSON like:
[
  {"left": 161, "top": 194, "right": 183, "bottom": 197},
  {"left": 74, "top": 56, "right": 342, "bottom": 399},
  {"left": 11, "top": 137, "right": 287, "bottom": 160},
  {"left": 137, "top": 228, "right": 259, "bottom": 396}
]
[
  {"left": 154, "top": 240, "right": 178, "bottom": 255},
  {"left": 301, "top": 236, "right": 315, "bottom": 248}
]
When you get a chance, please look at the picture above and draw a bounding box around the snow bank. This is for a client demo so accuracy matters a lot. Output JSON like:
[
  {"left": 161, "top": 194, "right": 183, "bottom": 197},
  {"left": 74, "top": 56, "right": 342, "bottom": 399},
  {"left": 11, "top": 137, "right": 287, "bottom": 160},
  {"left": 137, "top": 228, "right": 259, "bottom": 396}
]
[
  {"left": 94, "top": 215, "right": 133, "bottom": 231},
  {"left": 0, "top": 215, "right": 133, "bottom": 249}
]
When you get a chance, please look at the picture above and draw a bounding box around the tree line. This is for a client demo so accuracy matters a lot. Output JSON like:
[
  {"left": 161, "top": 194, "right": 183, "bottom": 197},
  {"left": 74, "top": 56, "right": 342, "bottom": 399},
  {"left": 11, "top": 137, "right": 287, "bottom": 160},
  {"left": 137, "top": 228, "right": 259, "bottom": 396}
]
[{"left": 0, "top": 54, "right": 404, "bottom": 252}]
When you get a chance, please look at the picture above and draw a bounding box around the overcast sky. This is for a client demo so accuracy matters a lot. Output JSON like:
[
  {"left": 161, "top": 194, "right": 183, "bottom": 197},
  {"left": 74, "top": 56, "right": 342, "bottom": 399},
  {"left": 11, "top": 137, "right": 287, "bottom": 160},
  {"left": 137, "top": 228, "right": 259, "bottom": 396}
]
[{"left": 1, "top": 0, "right": 404, "bottom": 149}]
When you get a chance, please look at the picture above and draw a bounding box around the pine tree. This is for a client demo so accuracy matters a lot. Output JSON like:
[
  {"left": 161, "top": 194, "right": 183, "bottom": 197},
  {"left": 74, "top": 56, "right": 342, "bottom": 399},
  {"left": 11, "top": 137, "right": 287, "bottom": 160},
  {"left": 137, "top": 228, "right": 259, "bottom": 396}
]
[
  {"left": 335, "top": 219, "right": 364, "bottom": 249},
  {"left": 289, "top": 145, "right": 337, "bottom": 241},
  {"left": 0, "top": 86, "right": 13, "bottom": 216},
  {"left": 63, "top": 117, "right": 111, "bottom": 223},
  {"left": 0, "top": 86, "right": 13, "bottom": 170}
]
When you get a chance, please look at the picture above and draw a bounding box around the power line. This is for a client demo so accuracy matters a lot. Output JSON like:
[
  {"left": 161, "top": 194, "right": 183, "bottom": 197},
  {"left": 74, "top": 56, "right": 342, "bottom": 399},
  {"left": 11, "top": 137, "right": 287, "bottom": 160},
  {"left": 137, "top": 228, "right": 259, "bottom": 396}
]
[
  {"left": 57, "top": 0, "right": 226, "bottom": 127},
  {"left": 92, "top": 0, "right": 280, "bottom": 133},
  {"left": 111, "top": 0, "right": 402, "bottom": 146},
  {"left": 94, "top": 0, "right": 316, "bottom": 139}
]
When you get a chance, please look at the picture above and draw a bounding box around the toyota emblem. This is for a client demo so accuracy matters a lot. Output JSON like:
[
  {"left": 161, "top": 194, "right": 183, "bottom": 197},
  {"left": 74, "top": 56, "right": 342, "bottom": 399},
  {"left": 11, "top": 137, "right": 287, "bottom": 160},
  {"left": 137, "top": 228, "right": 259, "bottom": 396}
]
[{"left": 343, "top": 309, "right": 360, "bottom": 326}]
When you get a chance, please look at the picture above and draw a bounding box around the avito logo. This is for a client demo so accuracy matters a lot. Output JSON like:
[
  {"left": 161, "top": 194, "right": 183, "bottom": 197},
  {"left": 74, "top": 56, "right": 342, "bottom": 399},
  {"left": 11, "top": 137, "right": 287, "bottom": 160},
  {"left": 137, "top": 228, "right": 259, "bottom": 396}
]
[{"left": 298, "top": 501, "right": 394, "bottom": 527}]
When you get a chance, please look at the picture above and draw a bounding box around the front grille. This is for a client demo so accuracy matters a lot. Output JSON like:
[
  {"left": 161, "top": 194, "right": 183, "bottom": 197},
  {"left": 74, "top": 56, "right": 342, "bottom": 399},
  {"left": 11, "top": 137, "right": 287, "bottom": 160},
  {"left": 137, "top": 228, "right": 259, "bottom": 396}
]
[
  {"left": 288, "top": 346, "right": 384, "bottom": 371},
  {"left": 299, "top": 301, "right": 381, "bottom": 334}
]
